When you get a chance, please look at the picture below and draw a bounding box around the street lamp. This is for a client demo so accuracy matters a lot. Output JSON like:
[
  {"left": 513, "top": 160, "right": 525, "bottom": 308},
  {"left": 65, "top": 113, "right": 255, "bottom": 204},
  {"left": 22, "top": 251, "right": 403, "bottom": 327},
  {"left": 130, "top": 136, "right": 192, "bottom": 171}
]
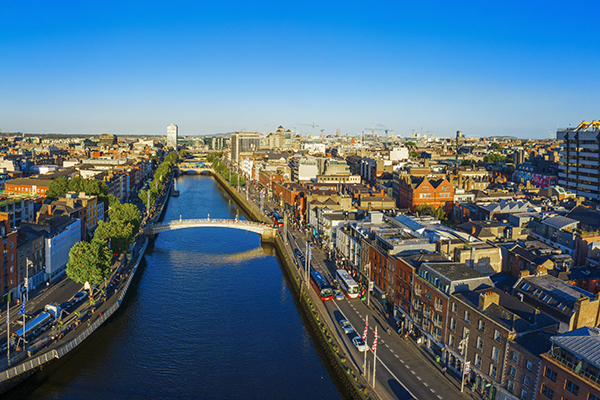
[{"left": 459, "top": 333, "right": 470, "bottom": 393}]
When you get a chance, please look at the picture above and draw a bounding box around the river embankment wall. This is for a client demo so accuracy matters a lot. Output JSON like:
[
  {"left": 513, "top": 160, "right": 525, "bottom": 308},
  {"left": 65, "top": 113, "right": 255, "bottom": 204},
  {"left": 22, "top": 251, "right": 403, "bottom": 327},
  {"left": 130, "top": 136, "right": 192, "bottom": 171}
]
[{"left": 209, "top": 173, "right": 373, "bottom": 400}]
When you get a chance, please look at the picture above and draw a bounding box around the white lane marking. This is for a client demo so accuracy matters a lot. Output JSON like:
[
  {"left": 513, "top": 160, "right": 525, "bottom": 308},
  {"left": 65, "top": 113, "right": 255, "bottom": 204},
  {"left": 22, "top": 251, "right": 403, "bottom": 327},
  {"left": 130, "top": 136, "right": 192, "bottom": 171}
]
[
  {"left": 399, "top": 359, "right": 404, "bottom": 363},
  {"left": 411, "top": 370, "right": 416, "bottom": 375},
  {"left": 330, "top": 300, "right": 420, "bottom": 400},
  {"left": 430, "top": 388, "right": 436, "bottom": 393},
  {"left": 423, "top": 382, "right": 428, "bottom": 387},
  {"left": 417, "top": 376, "right": 422, "bottom": 381}
]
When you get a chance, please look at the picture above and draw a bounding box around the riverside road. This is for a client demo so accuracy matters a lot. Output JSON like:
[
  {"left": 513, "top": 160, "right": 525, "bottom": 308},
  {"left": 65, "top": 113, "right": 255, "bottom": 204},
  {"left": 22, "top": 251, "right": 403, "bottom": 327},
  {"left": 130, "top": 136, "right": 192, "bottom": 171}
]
[{"left": 244, "top": 181, "right": 479, "bottom": 400}]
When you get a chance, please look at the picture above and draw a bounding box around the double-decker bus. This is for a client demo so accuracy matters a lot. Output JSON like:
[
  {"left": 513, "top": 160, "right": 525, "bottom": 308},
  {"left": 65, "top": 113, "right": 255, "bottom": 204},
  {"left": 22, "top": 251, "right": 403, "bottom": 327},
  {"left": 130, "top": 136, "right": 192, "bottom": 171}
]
[
  {"left": 336, "top": 269, "right": 359, "bottom": 298},
  {"left": 310, "top": 269, "right": 333, "bottom": 301},
  {"left": 270, "top": 212, "right": 284, "bottom": 227}
]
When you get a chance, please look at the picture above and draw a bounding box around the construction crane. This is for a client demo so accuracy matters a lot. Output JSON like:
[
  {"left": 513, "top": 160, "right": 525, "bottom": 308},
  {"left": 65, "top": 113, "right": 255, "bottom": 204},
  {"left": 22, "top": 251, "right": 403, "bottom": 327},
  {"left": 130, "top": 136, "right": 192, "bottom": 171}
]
[
  {"left": 365, "top": 123, "right": 392, "bottom": 148},
  {"left": 297, "top": 123, "right": 319, "bottom": 137}
]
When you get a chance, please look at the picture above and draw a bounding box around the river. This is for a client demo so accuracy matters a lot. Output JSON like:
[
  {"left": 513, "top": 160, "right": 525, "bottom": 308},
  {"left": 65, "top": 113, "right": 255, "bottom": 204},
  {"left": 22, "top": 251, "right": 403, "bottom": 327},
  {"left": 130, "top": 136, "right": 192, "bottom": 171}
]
[{"left": 5, "top": 175, "right": 345, "bottom": 400}]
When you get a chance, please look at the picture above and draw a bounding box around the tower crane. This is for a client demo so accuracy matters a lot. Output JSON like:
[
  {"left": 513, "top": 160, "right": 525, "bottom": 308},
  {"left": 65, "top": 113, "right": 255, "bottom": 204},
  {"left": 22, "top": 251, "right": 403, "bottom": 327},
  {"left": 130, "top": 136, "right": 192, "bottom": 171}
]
[
  {"left": 365, "top": 123, "right": 393, "bottom": 148},
  {"left": 296, "top": 123, "right": 319, "bottom": 137}
]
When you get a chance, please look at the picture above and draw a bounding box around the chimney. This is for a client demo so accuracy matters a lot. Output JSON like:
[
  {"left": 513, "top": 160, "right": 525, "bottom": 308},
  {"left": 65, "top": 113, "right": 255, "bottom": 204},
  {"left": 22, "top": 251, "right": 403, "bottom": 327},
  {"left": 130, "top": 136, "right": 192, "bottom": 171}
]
[{"left": 478, "top": 291, "right": 500, "bottom": 311}]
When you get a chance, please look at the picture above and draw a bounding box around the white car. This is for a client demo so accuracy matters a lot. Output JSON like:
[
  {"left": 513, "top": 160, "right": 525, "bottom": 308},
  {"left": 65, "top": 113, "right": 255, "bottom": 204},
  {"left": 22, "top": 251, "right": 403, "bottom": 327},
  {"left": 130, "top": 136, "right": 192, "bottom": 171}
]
[
  {"left": 338, "top": 319, "right": 353, "bottom": 334},
  {"left": 334, "top": 290, "right": 344, "bottom": 300},
  {"left": 352, "top": 336, "right": 369, "bottom": 352}
]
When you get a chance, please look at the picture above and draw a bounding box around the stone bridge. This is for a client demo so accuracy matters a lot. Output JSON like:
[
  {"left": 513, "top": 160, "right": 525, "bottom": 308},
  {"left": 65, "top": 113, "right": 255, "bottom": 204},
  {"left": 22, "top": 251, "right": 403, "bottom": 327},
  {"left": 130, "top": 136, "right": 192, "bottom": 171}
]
[{"left": 143, "top": 218, "right": 277, "bottom": 242}]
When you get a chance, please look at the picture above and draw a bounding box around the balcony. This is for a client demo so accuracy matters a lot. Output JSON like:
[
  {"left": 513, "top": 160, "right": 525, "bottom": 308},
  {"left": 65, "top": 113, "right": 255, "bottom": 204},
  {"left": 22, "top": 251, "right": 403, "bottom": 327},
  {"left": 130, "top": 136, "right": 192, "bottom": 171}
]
[{"left": 547, "top": 350, "right": 600, "bottom": 388}]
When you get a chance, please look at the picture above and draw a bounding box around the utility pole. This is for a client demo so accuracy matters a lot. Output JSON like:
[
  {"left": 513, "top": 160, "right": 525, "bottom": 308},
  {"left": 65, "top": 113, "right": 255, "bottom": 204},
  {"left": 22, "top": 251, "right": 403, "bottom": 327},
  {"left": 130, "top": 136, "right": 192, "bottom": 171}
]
[{"left": 366, "top": 262, "right": 372, "bottom": 306}]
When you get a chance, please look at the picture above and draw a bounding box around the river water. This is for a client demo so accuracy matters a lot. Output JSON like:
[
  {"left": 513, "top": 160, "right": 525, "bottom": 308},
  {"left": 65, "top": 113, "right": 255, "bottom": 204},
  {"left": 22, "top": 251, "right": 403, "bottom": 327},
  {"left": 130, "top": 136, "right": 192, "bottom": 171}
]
[{"left": 6, "top": 175, "right": 344, "bottom": 400}]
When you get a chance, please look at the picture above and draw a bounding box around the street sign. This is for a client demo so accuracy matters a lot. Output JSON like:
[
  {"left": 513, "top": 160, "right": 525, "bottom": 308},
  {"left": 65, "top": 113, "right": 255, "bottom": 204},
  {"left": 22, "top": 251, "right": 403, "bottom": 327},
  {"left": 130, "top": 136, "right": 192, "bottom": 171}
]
[{"left": 464, "top": 361, "right": 471, "bottom": 375}]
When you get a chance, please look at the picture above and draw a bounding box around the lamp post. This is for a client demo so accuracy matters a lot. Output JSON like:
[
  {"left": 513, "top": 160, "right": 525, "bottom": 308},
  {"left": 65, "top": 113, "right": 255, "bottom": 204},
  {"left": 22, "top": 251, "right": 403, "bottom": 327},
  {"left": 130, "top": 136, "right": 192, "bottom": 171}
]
[{"left": 459, "top": 333, "right": 470, "bottom": 393}]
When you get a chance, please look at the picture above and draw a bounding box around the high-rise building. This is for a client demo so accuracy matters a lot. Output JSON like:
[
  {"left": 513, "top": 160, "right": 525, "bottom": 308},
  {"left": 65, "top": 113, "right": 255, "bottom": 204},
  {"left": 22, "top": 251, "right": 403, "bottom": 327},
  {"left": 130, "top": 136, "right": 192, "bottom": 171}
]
[
  {"left": 167, "top": 124, "right": 178, "bottom": 149},
  {"left": 557, "top": 120, "right": 600, "bottom": 200},
  {"left": 230, "top": 132, "right": 261, "bottom": 164}
]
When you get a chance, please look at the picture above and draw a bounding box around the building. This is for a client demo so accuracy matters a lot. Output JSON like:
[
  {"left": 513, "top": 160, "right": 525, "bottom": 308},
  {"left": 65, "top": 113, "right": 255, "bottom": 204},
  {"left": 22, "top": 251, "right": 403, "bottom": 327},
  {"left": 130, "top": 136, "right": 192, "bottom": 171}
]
[
  {"left": 557, "top": 120, "right": 600, "bottom": 200},
  {"left": 4, "top": 177, "right": 51, "bottom": 197},
  {"left": 16, "top": 226, "right": 45, "bottom": 295},
  {"left": 290, "top": 156, "right": 319, "bottom": 183},
  {"left": 394, "top": 174, "right": 455, "bottom": 213},
  {"left": 230, "top": 132, "right": 261, "bottom": 165},
  {"left": 540, "top": 327, "right": 600, "bottom": 400},
  {"left": 167, "top": 124, "right": 178, "bottom": 149},
  {"left": 0, "top": 214, "right": 18, "bottom": 299}
]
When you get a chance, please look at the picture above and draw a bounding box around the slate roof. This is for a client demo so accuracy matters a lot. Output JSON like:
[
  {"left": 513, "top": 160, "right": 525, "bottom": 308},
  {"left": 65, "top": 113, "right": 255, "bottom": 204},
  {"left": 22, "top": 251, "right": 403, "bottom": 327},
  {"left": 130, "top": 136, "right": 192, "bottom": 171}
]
[
  {"left": 551, "top": 327, "right": 600, "bottom": 367},
  {"left": 542, "top": 215, "right": 578, "bottom": 230},
  {"left": 565, "top": 205, "right": 600, "bottom": 230}
]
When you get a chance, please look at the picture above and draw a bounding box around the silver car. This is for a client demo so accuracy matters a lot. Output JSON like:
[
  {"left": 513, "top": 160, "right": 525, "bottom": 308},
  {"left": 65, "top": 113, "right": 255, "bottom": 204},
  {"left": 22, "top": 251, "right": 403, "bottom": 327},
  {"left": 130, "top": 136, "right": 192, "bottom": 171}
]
[
  {"left": 338, "top": 319, "right": 353, "bottom": 334},
  {"left": 352, "top": 336, "right": 369, "bottom": 352},
  {"left": 334, "top": 290, "right": 344, "bottom": 300}
]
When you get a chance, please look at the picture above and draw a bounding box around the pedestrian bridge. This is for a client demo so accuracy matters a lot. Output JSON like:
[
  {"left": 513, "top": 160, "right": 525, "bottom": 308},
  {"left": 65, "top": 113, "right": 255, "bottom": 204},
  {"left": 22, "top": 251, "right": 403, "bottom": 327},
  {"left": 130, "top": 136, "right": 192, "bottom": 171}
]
[{"left": 143, "top": 218, "right": 277, "bottom": 241}]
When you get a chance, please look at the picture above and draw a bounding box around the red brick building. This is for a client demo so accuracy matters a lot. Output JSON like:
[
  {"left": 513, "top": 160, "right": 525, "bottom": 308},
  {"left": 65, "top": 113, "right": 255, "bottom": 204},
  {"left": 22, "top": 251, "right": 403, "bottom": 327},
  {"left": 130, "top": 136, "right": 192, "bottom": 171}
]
[
  {"left": 394, "top": 175, "right": 454, "bottom": 213},
  {"left": 5, "top": 177, "right": 51, "bottom": 197},
  {"left": 0, "top": 213, "right": 18, "bottom": 299}
]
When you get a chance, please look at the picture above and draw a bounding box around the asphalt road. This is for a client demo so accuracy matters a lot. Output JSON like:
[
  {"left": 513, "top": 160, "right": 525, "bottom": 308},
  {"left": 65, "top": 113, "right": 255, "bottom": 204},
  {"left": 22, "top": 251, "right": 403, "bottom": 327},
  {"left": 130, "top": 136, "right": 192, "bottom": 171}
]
[{"left": 245, "top": 184, "right": 476, "bottom": 400}]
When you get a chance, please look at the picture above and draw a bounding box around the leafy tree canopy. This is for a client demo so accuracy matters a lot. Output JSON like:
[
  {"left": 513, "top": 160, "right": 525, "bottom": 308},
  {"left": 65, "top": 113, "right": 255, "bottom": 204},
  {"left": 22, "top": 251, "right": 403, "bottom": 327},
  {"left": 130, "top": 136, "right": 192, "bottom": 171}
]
[
  {"left": 484, "top": 154, "right": 507, "bottom": 164},
  {"left": 92, "top": 220, "right": 134, "bottom": 255},
  {"left": 46, "top": 176, "right": 69, "bottom": 199},
  {"left": 66, "top": 241, "right": 112, "bottom": 286},
  {"left": 109, "top": 203, "right": 141, "bottom": 233}
]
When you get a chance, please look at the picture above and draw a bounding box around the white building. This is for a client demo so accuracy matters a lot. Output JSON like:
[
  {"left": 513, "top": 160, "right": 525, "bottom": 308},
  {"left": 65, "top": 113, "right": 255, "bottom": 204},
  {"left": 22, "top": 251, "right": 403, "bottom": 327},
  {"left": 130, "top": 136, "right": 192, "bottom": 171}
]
[
  {"left": 290, "top": 156, "right": 319, "bottom": 182},
  {"left": 167, "top": 124, "right": 178, "bottom": 149},
  {"left": 44, "top": 218, "right": 82, "bottom": 281}
]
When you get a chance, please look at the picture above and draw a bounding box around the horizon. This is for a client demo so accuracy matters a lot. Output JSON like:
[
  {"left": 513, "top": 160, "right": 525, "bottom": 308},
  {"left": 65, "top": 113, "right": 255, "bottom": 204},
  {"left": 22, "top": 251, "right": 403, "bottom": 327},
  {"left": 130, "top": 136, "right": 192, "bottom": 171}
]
[{"left": 1, "top": 1, "right": 598, "bottom": 138}]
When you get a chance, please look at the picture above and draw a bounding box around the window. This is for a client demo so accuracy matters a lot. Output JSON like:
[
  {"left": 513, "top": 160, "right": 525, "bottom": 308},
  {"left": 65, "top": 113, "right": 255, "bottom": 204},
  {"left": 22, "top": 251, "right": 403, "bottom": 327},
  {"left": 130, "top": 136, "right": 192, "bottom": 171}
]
[
  {"left": 513, "top": 352, "right": 519, "bottom": 362},
  {"left": 463, "top": 327, "right": 470, "bottom": 340},
  {"left": 452, "top": 302, "right": 457, "bottom": 313},
  {"left": 492, "top": 347, "right": 499, "bottom": 362},
  {"left": 478, "top": 320, "right": 486, "bottom": 332},
  {"left": 9, "top": 266, "right": 13, "bottom": 274},
  {"left": 490, "top": 364, "right": 497, "bottom": 379},
  {"left": 450, "top": 318, "right": 456, "bottom": 331},
  {"left": 541, "top": 385, "right": 554, "bottom": 399},
  {"left": 565, "top": 380, "right": 579, "bottom": 396},
  {"left": 465, "top": 311, "right": 471, "bottom": 322},
  {"left": 589, "top": 395, "right": 600, "bottom": 400},
  {"left": 475, "top": 354, "right": 481, "bottom": 367},
  {"left": 494, "top": 330, "right": 501, "bottom": 342},
  {"left": 426, "top": 291, "right": 431, "bottom": 300},
  {"left": 507, "top": 380, "right": 514, "bottom": 393},
  {"left": 477, "top": 337, "right": 484, "bottom": 351},
  {"left": 510, "top": 366, "right": 516, "bottom": 378},
  {"left": 544, "top": 367, "right": 557, "bottom": 382},
  {"left": 521, "top": 389, "right": 528, "bottom": 400},
  {"left": 10, "top": 254, "right": 13, "bottom": 262},
  {"left": 526, "top": 360, "right": 533, "bottom": 371},
  {"left": 10, "top": 241, "right": 13, "bottom": 249},
  {"left": 449, "top": 335, "right": 455, "bottom": 348},
  {"left": 523, "top": 375, "right": 530, "bottom": 387}
]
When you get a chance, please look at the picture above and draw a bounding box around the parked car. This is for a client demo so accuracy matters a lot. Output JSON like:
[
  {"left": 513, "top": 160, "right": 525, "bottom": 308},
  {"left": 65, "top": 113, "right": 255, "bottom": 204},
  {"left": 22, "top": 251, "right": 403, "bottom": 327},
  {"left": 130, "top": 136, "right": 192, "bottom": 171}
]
[
  {"left": 73, "top": 291, "right": 88, "bottom": 303},
  {"left": 338, "top": 319, "right": 353, "bottom": 334},
  {"left": 334, "top": 290, "right": 344, "bottom": 301},
  {"left": 352, "top": 336, "right": 369, "bottom": 352},
  {"left": 295, "top": 249, "right": 302, "bottom": 257}
]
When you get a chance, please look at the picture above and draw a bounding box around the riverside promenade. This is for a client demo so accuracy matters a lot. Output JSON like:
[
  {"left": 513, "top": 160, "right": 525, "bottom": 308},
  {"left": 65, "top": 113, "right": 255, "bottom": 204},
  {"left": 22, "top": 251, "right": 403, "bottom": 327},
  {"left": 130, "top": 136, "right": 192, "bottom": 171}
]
[{"left": 0, "top": 174, "right": 173, "bottom": 394}]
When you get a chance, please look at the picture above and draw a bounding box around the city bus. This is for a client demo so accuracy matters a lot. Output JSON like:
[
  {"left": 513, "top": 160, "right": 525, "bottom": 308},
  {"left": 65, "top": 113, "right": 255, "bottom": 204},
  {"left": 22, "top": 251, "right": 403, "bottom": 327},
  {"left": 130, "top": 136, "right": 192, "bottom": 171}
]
[
  {"left": 336, "top": 269, "right": 359, "bottom": 298},
  {"left": 310, "top": 269, "right": 333, "bottom": 301},
  {"left": 271, "top": 212, "right": 284, "bottom": 227},
  {"left": 12, "top": 311, "right": 53, "bottom": 343}
]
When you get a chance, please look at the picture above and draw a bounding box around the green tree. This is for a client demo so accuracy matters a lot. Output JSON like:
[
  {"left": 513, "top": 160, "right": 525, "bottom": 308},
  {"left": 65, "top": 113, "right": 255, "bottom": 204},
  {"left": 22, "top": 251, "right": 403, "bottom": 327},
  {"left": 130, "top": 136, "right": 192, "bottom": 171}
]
[
  {"left": 405, "top": 141, "right": 417, "bottom": 147},
  {"left": 180, "top": 149, "right": 190, "bottom": 158},
  {"left": 107, "top": 193, "right": 121, "bottom": 210},
  {"left": 484, "top": 154, "right": 507, "bottom": 163},
  {"left": 66, "top": 241, "right": 112, "bottom": 286},
  {"left": 46, "top": 176, "right": 69, "bottom": 198},
  {"left": 68, "top": 176, "right": 86, "bottom": 193},
  {"left": 109, "top": 203, "right": 141, "bottom": 233},
  {"left": 84, "top": 179, "right": 108, "bottom": 196},
  {"left": 417, "top": 204, "right": 447, "bottom": 221},
  {"left": 92, "top": 220, "right": 134, "bottom": 255},
  {"left": 490, "top": 142, "right": 503, "bottom": 151}
]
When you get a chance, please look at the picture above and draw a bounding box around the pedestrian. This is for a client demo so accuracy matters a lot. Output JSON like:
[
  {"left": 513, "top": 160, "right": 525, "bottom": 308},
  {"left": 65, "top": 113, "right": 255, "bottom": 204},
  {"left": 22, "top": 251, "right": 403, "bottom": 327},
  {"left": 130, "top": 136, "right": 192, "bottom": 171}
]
[{"left": 442, "top": 366, "right": 447, "bottom": 375}]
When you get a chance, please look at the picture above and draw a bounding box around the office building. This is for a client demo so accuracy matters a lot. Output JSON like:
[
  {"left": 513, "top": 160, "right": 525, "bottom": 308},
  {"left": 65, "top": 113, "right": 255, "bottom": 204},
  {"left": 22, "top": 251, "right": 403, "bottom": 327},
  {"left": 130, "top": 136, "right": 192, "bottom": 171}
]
[
  {"left": 230, "top": 132, "right": 261, "bottom": 164},
  {"left": 167, "top": 124, "right": 178, "bottom": 149}
]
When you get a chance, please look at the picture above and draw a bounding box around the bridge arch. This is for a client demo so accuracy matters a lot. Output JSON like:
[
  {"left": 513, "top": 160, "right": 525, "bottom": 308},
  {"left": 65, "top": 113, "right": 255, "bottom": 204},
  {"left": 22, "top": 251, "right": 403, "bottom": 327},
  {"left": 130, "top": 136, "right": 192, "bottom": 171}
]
[{"left": 143, "top": 218, "right": 277, "bottom": 242}]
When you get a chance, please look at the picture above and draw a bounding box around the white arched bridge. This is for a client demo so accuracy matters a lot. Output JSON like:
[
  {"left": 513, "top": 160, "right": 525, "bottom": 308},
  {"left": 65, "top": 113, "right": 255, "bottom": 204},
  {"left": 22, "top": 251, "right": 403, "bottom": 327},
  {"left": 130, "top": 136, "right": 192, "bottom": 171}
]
[{"left": 143, "top": 218, "right": 277, "bottom": 241}]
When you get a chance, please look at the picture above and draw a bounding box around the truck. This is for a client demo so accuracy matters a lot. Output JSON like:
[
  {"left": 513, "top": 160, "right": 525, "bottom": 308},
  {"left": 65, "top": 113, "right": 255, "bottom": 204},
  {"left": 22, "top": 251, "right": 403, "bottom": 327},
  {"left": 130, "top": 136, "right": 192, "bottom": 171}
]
[{"left": 45, "top": 303, "right": 65, "bottom": 320}]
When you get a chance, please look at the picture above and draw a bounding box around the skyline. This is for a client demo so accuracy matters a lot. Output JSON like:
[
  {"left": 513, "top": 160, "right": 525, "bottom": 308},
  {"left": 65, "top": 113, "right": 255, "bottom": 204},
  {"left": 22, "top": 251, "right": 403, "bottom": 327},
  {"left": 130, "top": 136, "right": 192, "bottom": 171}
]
[{"left": 1, "top": 1, "right": 599, "bottom": 138}]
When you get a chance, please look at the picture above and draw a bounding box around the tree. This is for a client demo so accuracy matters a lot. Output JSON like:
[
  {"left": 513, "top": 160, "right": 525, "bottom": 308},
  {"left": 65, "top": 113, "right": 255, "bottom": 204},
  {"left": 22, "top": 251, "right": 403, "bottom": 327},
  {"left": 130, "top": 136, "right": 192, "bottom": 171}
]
[
  {"left": 83, "top": 179, "right": 108, "bottom": 196},
  {"left": 46, "top": 176, "right": 69, "bottom": 198},
  {"left": 490, "top": 142, "right": 503, "bottom": 151},
  {"left": 66, "top": 241, "right": 112, "bottom": 286},
  {"left": 68, "top": 176, "right": 86, "bottom": 193},
  {"left": 405, "top": 141, "right": 417, "bottom": 147},
  {"left": 417, "top": 204, "right": 447, "bottom": 221},
  {"left": 92, "top": 220, "right": 134, "bottom": 255},
  {"left": 107, "top": 193, "right": 121, "bottom": 210},
  {"left": 484, "top": 154, "right": 507, "bottom": 164},
  {"left": 109, "top": 203, "right": 141, "bottom": 233}
]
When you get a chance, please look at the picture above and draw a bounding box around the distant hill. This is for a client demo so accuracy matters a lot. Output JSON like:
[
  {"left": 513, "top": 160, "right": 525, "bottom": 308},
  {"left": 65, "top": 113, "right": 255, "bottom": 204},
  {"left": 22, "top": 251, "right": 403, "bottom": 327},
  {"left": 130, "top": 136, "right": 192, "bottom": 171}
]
[{"left": 487, "top": 136, "right": 518, "bottom": 141}]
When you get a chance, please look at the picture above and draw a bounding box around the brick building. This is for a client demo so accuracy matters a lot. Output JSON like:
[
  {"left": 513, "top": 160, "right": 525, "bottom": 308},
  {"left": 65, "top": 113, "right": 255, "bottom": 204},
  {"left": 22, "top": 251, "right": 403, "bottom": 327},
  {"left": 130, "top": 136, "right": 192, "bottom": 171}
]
[{"left": 393, "top": 174, "right": 454, "bottom": 213}]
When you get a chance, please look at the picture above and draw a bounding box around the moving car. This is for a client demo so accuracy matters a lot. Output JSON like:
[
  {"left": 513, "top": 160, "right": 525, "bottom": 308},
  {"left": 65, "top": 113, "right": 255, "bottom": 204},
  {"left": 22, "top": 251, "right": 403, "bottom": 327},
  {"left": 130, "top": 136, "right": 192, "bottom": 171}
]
[
  {"left": 338, "top": 319, "right": 353, "bottom": 334},
  {"left": 73, "top": 291, "right": 88, "bottom": 303},
  {"left": 295, "top": 249, "right": 302, "bottom": 257},
  {"left": 352, "top": 336, "right": 369, "bottom": 352},
  {"left": 334, "top": 290, "right": 344, "bottom": 301}
]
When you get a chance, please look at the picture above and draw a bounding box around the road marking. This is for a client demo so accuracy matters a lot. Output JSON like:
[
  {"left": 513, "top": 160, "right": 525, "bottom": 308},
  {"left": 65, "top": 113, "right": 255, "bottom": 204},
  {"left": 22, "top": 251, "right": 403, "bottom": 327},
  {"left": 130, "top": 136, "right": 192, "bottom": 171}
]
[
  {"left": 405, "top": 364, "right": 410, "bottom": 368},
  {"left": 430, "top": 388, "right": 436, "bottom": 393},
  {"left": 437, "top": 395, "right": 442, "bottom": 399},
  {"left": 411, "top": 370, "right": 416, "bottom": 375},
  {"left": 417, "top": 376, "right": 422, "bottom": 381},
  {"left": 399, "top": 359, "right": 404, "bottom": 363},
  {"left": 423, "top": 382, "right": 428, "bottom": 387}
]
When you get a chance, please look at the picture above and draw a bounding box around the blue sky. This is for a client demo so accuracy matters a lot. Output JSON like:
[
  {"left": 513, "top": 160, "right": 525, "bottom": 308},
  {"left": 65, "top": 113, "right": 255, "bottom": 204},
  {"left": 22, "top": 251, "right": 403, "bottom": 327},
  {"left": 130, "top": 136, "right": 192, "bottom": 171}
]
[{"left": 1, "top": 0, "right": 598, "bottom": 138}]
